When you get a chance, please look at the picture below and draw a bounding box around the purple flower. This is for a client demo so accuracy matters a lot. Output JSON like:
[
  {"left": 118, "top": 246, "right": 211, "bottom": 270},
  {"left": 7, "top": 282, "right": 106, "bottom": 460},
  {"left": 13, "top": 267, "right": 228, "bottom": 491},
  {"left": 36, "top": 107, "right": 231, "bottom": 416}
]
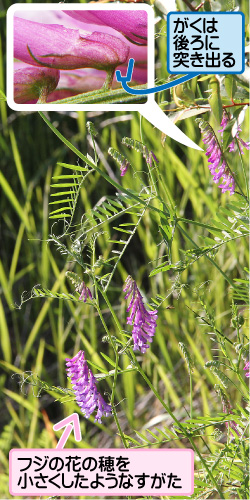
[
  {"left": 145, "top": 150, "right": 159, "bottom": 168},
  {"left": 77, "top": 282, "right": 93, "bottom": 302},
  {"left": 123, "top": 276, "right": 157, "bottom": 353},
  {"left": 198, "top": 119, "right": 235, "bottom": 196},
  {"left": 14, "top": 17, "right": 129, "bottom": 71},
  {"left": 218, "top": 111, "right": 250, "bottom": 154},
  {"left": 150, "top": 151, "right": 159, "bottom": 163},
  {"left": 14, "top": 66, "right": 60, "bottom": 104},
  {"left": 229, "top": 124, "right": 250, "bottom": 155},
  {"left": 65, "top": 350, "right": 112, "bottom": 423},
  {"left": 218, "top": 173, "right": 235, "bottom": 195},
  {"left": 243, "top": 361, "right": 250, "bottom": 377},
  {"left": 120, "top": 159, "right": 130, "bottom": 177},
  {"left": 64, "top": 10, "right": 148, "bottom": 45}
]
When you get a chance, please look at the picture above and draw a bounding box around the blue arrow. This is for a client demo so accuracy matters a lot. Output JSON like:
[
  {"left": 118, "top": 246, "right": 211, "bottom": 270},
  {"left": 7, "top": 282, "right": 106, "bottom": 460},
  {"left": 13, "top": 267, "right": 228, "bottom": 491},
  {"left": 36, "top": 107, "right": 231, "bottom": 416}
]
[{"left": 116, "top": 58, "right": 199, "bottom": 96}]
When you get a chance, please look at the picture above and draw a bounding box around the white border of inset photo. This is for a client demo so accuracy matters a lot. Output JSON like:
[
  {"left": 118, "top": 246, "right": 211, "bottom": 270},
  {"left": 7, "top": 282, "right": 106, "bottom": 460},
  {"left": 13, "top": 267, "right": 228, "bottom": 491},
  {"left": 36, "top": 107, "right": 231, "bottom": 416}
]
[{"left": 7, "top": 3, "right": 154, "bottom": 111}]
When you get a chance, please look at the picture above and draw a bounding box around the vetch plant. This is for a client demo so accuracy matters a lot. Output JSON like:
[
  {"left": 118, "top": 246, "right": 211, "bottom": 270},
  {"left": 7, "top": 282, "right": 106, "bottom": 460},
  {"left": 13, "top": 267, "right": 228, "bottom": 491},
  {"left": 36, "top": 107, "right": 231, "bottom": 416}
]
[{"left": 7, "top": 84, "right": 248, "bottom": 499}]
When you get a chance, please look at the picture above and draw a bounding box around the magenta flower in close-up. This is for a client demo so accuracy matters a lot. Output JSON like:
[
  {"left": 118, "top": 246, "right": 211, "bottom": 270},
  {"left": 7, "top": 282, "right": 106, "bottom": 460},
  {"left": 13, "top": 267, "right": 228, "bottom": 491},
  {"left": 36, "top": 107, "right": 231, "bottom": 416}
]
[
  {"left": 65, "top": 10, "right": 148, "bottom": 45},
  {"left": 14, "top": 17, "right": 129, "bottom": 71},
  {"left": 14, "top": 66, "right": 60, "bottom": 104},
  {"left": 123, "top": 276, "right": 158, "bottom": 353},
  {"left": 243, "top": 360, "right": 250, "bottom": 377},
  {"left": 66, "top": 350, "right": 112, "bottom": 423},
  {"left": 13, "top": 10, "right": 148, "bottom": 103},
  {"left": 198, "top": 119, "right": 235, "bottom": 195}
]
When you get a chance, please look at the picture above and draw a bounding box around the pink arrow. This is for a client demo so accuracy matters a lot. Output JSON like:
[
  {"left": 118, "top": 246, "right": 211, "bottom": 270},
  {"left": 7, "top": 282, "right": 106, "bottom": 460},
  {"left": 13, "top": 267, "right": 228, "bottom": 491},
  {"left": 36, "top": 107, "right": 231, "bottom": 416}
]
[{"left": 53, "top": 413, "right": 82, "bottom": 450}]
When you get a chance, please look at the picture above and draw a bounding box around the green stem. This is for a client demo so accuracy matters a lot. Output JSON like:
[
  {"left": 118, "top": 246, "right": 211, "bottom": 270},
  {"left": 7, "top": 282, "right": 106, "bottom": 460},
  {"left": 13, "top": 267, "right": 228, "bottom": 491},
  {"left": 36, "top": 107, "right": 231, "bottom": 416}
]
[
  {"left": 112, "top": 404, "right": 128, "bottom": 449},
  {"left": 236, "top": 371, "right": 249, "bottom": 395},
  {"left": 97, "top": 286, "right": 126, "bottom": 343},
  {"left": 236, "top": 139, "right": 249, "bottom": 201},
  {"left": 37, "top": 87, "right": 48, "bottom": 104},
  {"left": 189, "top": 312, "right": 234, "bottom": 346},
  {"left": 39, "top": 112, "right": 168, "bottom": 218},
  {"left": 190, "top": 372, "right": 193, "bottom": 420},
  {"left": 49, "top": 84, "right": 147, "bottom": 105},
  {"left": 177, "top": 223, "right": 235, "bottom": 287},
  {"left": 93, "top": 285, "right": 128, "bottom": 448},
  {"left": 132, "top": 353, "right": 225, "bottom": 498},
  {"left": 102, "top": 68, "right": 115, "bottom": 90}
]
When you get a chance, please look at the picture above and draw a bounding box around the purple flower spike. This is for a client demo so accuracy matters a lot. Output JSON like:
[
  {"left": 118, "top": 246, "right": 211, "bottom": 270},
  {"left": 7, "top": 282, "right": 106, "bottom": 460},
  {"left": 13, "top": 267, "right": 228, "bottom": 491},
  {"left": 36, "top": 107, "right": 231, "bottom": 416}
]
[
  {"left": 66, "top": 350, "right": 112, "bottom": 423},
  {"left": 198, "top": 119, "right": 235, "bottom": 195},
  {"left": 14, "top": 17, "right": 129, "bottom": 71},
  {"left": 123, "top": 276, "right": 157, "bottom": 353},
  {"left": 14, "top": 66, "right": 60, "bottom": 104},
  {"left": 243, "top": 361, "right": 250, "bottom": 377},
  {"left": 77, "top": 282, "right": 93, "bottom": 302}
]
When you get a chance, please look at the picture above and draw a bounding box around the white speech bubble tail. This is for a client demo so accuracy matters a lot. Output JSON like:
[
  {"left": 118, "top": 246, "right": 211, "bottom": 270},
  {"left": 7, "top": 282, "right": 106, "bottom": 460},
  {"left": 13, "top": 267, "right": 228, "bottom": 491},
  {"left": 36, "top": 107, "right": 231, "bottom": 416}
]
[{"left": 140, "top": 101, "right": 203, "bottom": 151}]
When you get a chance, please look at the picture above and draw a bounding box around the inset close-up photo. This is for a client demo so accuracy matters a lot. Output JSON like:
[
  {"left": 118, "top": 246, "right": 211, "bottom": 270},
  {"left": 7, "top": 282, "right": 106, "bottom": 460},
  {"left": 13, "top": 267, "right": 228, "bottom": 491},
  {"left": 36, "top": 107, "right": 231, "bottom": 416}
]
[{"left": 9, "top": 7, "right": 149, "bottom": 105}]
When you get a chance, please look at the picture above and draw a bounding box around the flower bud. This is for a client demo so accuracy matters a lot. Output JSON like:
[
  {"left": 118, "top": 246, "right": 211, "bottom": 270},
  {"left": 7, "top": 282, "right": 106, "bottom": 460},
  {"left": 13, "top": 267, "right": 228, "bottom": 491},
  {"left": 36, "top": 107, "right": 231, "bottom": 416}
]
[{"left": 14, "top": 66, "right": 60, "bottom": 103}]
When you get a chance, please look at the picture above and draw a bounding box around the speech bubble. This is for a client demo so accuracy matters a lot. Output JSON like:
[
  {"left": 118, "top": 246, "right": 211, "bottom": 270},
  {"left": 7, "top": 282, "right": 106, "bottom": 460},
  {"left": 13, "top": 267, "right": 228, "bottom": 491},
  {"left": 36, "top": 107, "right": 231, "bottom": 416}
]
[{"left": 7, "top": 3, "right": 202, "bottom": 151}]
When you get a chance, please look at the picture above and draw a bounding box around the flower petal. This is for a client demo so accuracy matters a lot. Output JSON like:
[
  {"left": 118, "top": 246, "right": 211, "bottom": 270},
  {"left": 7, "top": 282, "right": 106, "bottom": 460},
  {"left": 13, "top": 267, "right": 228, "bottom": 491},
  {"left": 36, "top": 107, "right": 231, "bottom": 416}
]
[
  {"left": 14, "top": 17, "right": 129, "bottom": 70},
  {"left": 65, "top": 10, "right": 148, "bottom": 45}
]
